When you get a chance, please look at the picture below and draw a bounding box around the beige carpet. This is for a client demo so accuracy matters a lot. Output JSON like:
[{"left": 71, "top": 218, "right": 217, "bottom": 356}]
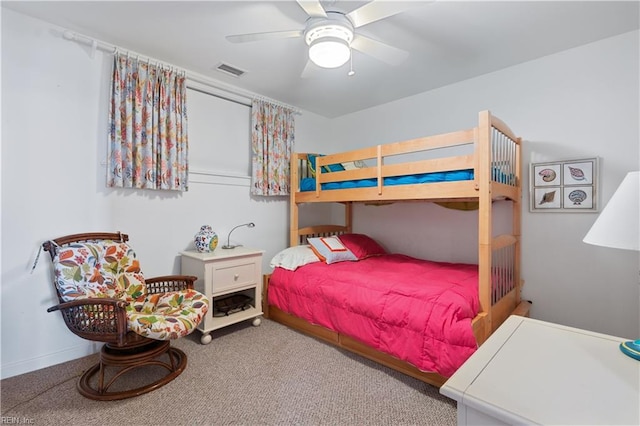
[{"left": 1, "top": 319, "right": 456, "bottom": 425}]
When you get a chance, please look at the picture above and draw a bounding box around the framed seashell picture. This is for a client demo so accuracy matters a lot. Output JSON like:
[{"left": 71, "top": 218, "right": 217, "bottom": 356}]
[{"left": 530, "top": 157, "right": 598, "bottom": 212}]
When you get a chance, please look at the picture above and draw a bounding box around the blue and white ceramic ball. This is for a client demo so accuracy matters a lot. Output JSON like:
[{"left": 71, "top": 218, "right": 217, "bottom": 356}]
[{"left": 194, "top": 225, "right": 218, "bottom": 252}]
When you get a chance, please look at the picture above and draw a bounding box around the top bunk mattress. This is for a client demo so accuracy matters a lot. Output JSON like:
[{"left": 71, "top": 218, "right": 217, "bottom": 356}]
[{"left": 300, "top": 169, "right": 475, "bottom": 191}]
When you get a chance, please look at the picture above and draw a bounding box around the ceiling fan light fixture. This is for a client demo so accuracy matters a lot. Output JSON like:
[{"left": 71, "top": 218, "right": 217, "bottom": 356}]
[
  {"left": 304, "top": 14, "right": 354, "bottom": 69},
  {"left": 309, "top": 37, "right": 351, "bottom": 68},
  {"left": 304, "top": 21, "right": 354, "bottom": 46}
]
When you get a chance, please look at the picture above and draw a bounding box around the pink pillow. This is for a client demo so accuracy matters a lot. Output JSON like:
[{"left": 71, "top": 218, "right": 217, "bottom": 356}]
[{"left": 338, "top": 234, "right": 387, "bottom": 260}]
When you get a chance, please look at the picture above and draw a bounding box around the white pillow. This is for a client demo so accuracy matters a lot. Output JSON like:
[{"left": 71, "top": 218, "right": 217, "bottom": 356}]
[
  {"left": 341, "top": 160, "right": 367, "bottom": 170},
  {"left": 270, "top": 245, "right": 321, "bottom": 271}
]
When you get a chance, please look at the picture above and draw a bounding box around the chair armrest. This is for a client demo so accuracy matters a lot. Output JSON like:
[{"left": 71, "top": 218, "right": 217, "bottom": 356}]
[
  {"left": 47, "top": 298, "right": 129, "bottom": 345},
  {"left": 145, "top": 275, "right": 197, "bottom": 294}
]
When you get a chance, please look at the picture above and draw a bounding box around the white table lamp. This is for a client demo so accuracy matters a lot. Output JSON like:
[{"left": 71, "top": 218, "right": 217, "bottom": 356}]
[{"left": 583, "top": 171, "right": 640, "bottom": 360}]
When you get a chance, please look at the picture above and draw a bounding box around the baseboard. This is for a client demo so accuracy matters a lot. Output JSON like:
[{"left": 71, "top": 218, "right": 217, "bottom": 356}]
[{"left": 0, "top": 342, "right": 100, "bottom": 380}]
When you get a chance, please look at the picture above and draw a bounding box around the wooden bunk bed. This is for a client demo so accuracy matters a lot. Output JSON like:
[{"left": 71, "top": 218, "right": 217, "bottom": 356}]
[{"left": 263, "top": 110, "right": 531, "bottom": 387}]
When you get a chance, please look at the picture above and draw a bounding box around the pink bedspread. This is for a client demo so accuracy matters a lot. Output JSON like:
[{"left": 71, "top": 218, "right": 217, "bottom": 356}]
[{"left": 268, "top": 254, "right": 480, "bottom": 377}]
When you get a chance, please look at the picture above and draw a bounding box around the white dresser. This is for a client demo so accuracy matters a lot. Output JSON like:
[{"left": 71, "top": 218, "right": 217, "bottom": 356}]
[
  {"left": 440, "top": 315, "right": 640, "bottom": 425},
  {"left": 180, "top": 247, "right": 264, "bottom": 344}
]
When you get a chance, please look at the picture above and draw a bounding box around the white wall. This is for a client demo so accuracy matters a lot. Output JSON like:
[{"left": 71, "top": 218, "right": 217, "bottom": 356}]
[
  {"left": 328, "top": 30, "right": 640, "bottom": 339},
  {"left": 0, "top": 9, "right": 331, "bottom": 379}
]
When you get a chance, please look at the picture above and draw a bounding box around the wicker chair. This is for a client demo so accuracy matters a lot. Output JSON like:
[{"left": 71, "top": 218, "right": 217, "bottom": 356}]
[{"left": 43, "top": 232, "right": 209, "bottom": 401}]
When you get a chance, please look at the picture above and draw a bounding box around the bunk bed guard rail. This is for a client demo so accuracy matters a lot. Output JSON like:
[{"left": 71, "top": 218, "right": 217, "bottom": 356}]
[{"left": 293, "top": 114, "right": 521, "bottom": 200}]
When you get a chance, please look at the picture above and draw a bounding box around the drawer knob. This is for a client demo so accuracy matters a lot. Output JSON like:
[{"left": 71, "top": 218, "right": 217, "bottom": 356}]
[{"left": 234, "top": 274, "right": 239, "bottom": 280}]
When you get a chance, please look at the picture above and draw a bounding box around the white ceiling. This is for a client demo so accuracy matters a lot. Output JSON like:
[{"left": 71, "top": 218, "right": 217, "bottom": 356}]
[{"left": 4, "top": 1, "right": 639, "bottom": 118}]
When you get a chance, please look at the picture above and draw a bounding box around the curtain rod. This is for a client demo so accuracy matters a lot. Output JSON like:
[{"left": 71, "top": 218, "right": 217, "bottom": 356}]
[{"left": 62, "top": 30, "right": 300, "bottom": 114}]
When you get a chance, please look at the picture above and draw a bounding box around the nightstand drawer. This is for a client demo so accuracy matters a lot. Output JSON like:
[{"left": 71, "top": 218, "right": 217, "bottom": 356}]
[{"left": 208, "top": 259, "right": 258, "bottom": 294}]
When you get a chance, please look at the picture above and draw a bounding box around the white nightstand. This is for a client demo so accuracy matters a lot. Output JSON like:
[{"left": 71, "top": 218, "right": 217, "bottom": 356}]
[
  {"left": 441, "top": 315, "right": 640, "bottom": 425},
  {"left": 180, "top": 247, "right": 264, "bottom": 344}
]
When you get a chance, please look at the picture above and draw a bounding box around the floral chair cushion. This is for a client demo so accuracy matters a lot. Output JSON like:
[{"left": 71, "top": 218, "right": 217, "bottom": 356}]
[
  {"left": 53, "top": 241, "right": 146, "bottom": 302},
  {"left": 53, "top": 240, "right": 208, "bottom": 341},
  {"left": 128, "top": 290, "right": 209, "bottom": 340}
]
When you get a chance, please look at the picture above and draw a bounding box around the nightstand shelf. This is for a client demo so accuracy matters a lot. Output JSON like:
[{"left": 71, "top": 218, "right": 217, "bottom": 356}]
[{"left": 180, "top": 247, "right": 264, "bottom": 344}]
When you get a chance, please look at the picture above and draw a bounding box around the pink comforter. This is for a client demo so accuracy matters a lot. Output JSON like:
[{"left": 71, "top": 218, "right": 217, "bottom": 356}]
[{"left": 268, "top": 254, "right": 480, "bottom": 377}]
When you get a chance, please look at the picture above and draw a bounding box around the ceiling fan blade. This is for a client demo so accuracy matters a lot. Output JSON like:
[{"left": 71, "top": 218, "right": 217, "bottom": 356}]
[
  {"left": 226, "top": 30, "right": 303, "bottom": 43},
  {"left": 347, "top": 0, "right": 429, "bottom": 28},
  {"left": 300, "top": 60, "right": 317, "bottom": 79},
  {"left": 351, "top": 34, "right": 409, "bottom": 66},
  {"left": 296, "top": 0, "right": 327, "bottom": 18}
]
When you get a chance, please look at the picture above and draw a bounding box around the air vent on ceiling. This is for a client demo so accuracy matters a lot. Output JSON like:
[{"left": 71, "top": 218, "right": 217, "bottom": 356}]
[{"left": 216, "top": 63, "right": 246, "bottom": 78}]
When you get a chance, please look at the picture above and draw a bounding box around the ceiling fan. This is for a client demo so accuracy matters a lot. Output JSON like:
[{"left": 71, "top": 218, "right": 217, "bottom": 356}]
[{"left": 226, "top": 0, "right": 427, "bottom": 72}]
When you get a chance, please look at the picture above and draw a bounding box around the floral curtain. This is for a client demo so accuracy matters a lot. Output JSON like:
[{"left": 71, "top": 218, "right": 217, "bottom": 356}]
[
  {"left": 107, "top": 53, "right": 189, "bottom": 191},
  {"left": 251, "top": 99, "right": 295, "bottom": 196}
]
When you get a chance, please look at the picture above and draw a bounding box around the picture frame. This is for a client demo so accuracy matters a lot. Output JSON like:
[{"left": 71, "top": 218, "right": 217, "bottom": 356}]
[{"left": 529, "top": 157, "right": 598, "bottom": 212}]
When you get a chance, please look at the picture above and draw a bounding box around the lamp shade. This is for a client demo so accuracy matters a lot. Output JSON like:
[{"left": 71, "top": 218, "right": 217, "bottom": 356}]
[
  {"left": 309, "top": 37, "right": 350, "bottom": 68},
  {"left": 583, "top": 171, "right": 639, "bottom": 251}
]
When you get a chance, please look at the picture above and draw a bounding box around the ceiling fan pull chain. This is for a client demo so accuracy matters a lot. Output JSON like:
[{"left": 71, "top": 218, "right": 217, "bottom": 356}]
[{"left": 348, "top": 48, "right": 355, "bottom": 77}]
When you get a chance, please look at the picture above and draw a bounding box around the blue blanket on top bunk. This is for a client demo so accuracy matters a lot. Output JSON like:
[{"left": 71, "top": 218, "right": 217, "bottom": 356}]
[{"left": 300, "top": 169, "right": 475, "bottom": 192}]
